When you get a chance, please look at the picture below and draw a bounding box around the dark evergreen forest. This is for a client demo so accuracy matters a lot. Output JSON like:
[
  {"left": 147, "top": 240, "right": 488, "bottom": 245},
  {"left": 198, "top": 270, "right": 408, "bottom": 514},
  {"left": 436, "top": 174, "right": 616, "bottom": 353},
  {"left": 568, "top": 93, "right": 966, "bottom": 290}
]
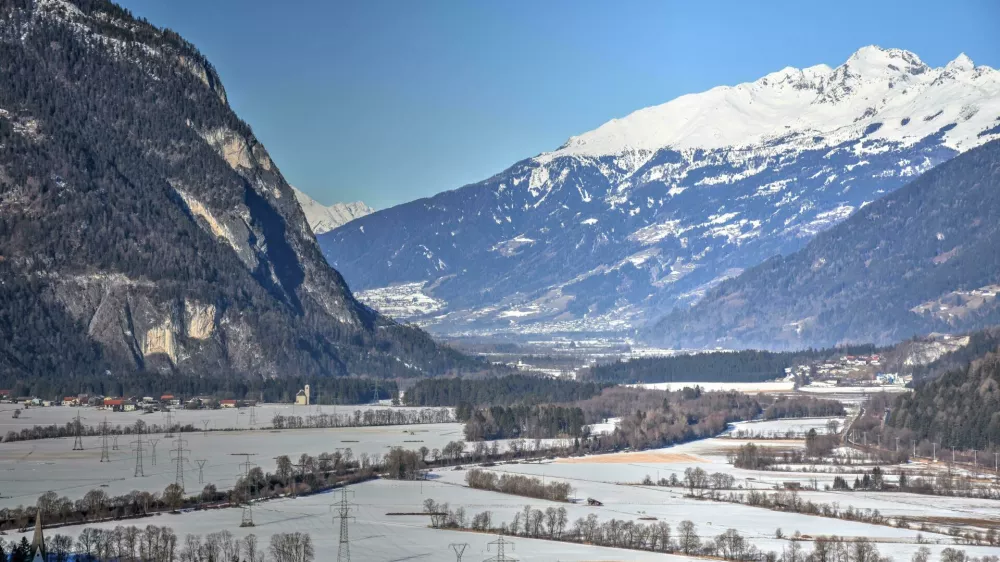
[{"left": 582, "top": 345, "right": 876, "bottom": 384}]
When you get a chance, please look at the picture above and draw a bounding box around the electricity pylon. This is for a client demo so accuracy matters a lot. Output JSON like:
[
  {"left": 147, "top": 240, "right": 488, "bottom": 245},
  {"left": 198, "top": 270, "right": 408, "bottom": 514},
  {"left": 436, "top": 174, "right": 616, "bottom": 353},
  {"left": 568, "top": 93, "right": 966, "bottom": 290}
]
[
  {"left": 450, "top": 543, "right": 469, "bottom": 562},
  {"left": 231, "top": 453, "right": 258, "bottom": 527},
  {"left": 332, "top": 487, "right": 356, "bottom": 562},
  {"left": 170, "top": 436, "right": 190, "bottom": 492},
  {"left": 112, "top": 434, "right": 120, "bottom": 451},
  {"left": 484, "top": 536, "right": 516, "bottom": 562},
  {"left": 163, "top": 411, "right": 174, "bottom": 438},
  {"left": 149, "top": 438, "right": 160, "bottom": 466},
  {"left": 72, "top": 411, "right": 85, "bottom": 450},
  {"left": 131, "top": 422, "right": 146, "bottom": 477},
  {"left": 196, "top": 459, "right": 207, "bottom": 484},
  {"left": 371, "top": 379, "right": 380, "bottom": 405},
  {"left": 99, "top": 418, "right": 111, "bottom": 462},
  {"left": 202, "top": 419, "right": 210, "bottom": 435},
  {"left": 248, "top": 403, "right": 257, "bottom": 428}
]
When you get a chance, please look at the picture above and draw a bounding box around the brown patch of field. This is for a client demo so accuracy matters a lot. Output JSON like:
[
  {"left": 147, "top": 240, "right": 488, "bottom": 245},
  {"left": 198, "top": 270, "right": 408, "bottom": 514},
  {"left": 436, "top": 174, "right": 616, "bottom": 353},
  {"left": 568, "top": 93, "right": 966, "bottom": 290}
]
[
  {"left": 557, "top": 451, "right": 706, "bottom": 464},
  {"left": 909, "top": 515, "right": 1000, "bottom": 530}
]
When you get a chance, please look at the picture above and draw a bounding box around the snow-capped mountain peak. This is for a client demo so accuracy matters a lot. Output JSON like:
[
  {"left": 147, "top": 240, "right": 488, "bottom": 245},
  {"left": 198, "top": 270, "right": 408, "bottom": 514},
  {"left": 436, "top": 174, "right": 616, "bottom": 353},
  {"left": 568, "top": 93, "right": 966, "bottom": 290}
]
[
  {"left": 542, "top": 46, "right": 998, "bottom": 160},
  {"left": 319, "top": 46, "right": 1000, "bottom": 337},
  {"left": 292, "top": 187, "right": 373, "bottom": 235}
]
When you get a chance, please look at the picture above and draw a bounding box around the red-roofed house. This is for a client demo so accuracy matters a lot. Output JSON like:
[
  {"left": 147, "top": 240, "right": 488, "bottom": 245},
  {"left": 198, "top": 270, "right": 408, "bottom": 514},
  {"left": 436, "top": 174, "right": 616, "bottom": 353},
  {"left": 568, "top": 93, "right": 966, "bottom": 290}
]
[{"left": 220, "top": 399, "right": 237, "bottom": 408}]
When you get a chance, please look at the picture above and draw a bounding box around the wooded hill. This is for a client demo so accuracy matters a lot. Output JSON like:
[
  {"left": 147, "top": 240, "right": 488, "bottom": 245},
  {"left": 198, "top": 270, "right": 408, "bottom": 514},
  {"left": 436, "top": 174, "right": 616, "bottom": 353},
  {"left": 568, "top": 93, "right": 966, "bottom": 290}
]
[
  {"left": 0, "top": 0, "right": 484, "bottom": 383},
  {"left": 651, "top": 138, "right": 1000, "bottom": 350}
]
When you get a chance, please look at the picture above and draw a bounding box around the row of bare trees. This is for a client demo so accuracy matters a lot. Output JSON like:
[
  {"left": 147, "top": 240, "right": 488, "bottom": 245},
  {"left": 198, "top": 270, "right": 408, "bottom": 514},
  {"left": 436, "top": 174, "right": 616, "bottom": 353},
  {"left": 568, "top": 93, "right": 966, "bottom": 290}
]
[
  {"left": 271, "top": 407, "right": 452, "bottom": 429},
  {"left": 0, "top": 524, "right": 313, "bottom": 562}
]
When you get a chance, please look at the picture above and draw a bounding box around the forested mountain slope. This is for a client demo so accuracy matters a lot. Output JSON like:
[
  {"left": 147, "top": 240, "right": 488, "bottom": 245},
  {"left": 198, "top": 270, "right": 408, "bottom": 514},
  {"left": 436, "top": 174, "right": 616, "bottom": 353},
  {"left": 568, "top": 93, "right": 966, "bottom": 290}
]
[
  {"left": 888, "top": 338, "right": 1000, "bottom": 450},
  {"left": 320, "top": 46, "right": 1000, "bottom": 336},
  {"left": 652, "top": 139, "right": 1000, "bottom": 349},
  {"left": 0, "top": 0, "right": 479, "bottom": 381}
]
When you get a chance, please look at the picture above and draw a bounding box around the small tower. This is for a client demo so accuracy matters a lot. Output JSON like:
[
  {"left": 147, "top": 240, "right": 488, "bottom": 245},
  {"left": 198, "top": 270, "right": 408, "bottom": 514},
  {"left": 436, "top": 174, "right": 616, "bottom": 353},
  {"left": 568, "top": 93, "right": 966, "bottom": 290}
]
[
  {"left": 31, "top": 505, "right": 45, "bottom": 561},
  {"left": 304, "top": 384, "right": 310, "bottom": 406}
]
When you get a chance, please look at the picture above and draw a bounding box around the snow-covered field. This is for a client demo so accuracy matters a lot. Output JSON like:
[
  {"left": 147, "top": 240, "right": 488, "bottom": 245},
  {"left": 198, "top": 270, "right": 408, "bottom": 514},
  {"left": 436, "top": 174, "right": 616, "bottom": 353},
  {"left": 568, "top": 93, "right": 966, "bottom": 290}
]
[
  {"left": 799, "top": 385, "right": 910, "bottom": 395},
  {"left": 725, "top": 417, "right": 843, "bottom": 437},
  {"left": 11, "top": 448, "right": 1000, "bottom": 562},
  {"left": 0, "top": 423, "right": 466, "bottom": 509},
  {"left": 630, "top": 381, "right": 795, "bottom": 393},
  {"left": 0, "top": 403, "right": 447, "bottom": 434},
  {"left": 4, "top": 402, "right": 998, "bottom": 561}
]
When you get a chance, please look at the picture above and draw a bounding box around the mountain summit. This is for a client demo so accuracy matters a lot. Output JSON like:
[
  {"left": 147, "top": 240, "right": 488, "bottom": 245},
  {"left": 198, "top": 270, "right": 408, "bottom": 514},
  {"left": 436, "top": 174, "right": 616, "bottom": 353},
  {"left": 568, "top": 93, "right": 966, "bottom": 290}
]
[
  {"left": 0, "top": 0, "right": 475, "bottom": 379},
  {"left": 320, "top": 46, "right": 1000, "bottom": 336},
  {"left": 292, "top": 188, "right": 373, "bottom": 235}
]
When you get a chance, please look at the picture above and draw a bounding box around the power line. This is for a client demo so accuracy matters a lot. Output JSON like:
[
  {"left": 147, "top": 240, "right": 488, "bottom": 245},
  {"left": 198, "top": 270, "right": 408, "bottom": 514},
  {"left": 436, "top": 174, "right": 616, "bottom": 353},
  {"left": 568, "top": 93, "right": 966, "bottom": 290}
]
[
  {"left": 484, "top": 536, "right": 516, "bottom": 562},
  {"left": 449, "top": 543, "right": 469, "bottom": 562},
  {"left": 170, "top": 436, "right": 190, "bottom": 493},
  {"left": 99, "top": 418, "right": 111, "bottom": 463},
  {"left": 231, "top": 453, "right": 258, "bottom": 527},
  {"left": 331, "top": 487, "right": 356, "bottom": 562},
  {"left": 163, "top": 411, "right": 175, "bottom": 438},
  {"left": 149, "top": 438, "right": 160, "bottom": 466},
  {"left": 72, "top": 411, "right": 84, "bottom": 451},
  {"left": 131, "top": 423, "right": 146, "bottom": 477},
  {"left": 196, "top": 459, "right": 207, "bottom": 485}
]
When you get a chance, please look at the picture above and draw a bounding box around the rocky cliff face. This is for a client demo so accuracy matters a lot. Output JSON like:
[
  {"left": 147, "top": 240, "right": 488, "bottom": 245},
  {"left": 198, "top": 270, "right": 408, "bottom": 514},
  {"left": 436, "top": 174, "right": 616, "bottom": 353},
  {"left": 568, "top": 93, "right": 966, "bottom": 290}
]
[{"left": 0, "top": 0, "right": 475, "bottom": 380}]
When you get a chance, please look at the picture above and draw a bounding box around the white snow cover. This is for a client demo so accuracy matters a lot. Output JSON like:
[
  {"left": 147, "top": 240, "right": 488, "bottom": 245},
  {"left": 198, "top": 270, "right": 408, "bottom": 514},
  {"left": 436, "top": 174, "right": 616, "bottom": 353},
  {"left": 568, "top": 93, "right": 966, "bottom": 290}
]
[
  {"left": 540, "top": 47, "right": 1000, "bottom": 161},
  {"left": 292, "top": 187, "right": 373, "bottom": 235}
]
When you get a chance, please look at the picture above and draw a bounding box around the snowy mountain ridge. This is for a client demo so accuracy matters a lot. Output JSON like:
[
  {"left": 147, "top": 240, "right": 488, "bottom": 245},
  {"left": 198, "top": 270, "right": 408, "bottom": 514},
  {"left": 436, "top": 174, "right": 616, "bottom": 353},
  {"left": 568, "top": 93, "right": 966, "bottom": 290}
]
[
  {"left": 546, "top": 47, "right": 995, "bottom": 160},
  {"left": 293, "top": 188, "right": 373, "bottom": 235},
  {"left": 319, "top": 46, "right": 1000, "bottom": 336}
]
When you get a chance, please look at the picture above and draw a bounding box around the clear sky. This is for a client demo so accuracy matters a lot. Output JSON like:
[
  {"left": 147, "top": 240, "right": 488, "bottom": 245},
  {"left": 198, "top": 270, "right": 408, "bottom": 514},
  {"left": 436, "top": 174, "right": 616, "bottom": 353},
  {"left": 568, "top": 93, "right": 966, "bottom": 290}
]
[{"left": 118, "top": 0, "right": 999, "bottom": 210}]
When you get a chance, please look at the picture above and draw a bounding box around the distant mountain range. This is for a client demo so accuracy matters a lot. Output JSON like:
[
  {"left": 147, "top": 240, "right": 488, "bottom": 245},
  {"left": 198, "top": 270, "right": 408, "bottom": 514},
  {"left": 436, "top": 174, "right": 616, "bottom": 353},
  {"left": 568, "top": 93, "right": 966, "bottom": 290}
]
[
  {"left": 292, "top": 187, "right": 373, "bottom": 235},
  {"left": 0, "top": 0, "right": 478, "bottom": 380},
  {"left": 319, "top": 46, "right": 1000, "bottom": 337},
  {"left": 651, "top": 138, "right": 1000, "bottom": 349}
]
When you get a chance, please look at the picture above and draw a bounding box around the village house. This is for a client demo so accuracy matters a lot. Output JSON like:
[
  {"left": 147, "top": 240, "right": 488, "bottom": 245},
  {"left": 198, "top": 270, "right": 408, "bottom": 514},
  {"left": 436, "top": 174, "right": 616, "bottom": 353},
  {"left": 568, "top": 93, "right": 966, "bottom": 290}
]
[{"left": 220, "top": 399, "right": 238, "bottom": 408}]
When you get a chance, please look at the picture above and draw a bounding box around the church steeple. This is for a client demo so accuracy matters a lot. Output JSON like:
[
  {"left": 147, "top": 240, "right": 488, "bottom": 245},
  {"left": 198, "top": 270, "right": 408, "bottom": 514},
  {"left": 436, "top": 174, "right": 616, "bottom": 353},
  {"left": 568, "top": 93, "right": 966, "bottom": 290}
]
[{"left": 30, "top": 505, "right": 45, "bottom": 561}]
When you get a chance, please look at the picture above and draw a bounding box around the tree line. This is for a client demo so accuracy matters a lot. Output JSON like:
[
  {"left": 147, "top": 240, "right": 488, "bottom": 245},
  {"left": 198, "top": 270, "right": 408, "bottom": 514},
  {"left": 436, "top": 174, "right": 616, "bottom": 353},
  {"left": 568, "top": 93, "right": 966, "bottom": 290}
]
[
  {"left": 402, "top": 375, "right": 606, "bottom": 407},
  {"left": 462, "top": 404, "right": 586, "bottom": 440},
  {"left": 1, "top": 524, "right": 312, "bottom": 562},
  {"left": 464, "top": 469, "right": 573, "bottom": 501},
  {"left": 581, "top": 345, "right": 876, "bottom": 384}
]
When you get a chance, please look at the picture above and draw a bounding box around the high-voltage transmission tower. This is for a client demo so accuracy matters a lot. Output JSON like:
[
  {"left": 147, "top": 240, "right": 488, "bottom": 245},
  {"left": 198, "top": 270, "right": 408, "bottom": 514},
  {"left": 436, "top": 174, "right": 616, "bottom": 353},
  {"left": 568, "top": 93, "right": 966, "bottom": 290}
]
[
  {"left": 112, "top": 434, "right": 120, "bottom": 451},
  {"left": 202, "top": 419, "right": 210, "bottom": 435},
  {"left": 231, "top": 453, "right": 258, "bottom": 527},
  {"left": 196, "top": 459, "right": 207, "bottom": 484},
  {"left": 149, "top": 438, "right": 160, "bottom": 466},
  {"left": 371, "top": 379, "right": 380, "bottom": 405},
  {"left": 484, "top": 536, "right": 516, "bottom": 562},
  {"left": 449, "top": 543, "right": 469, "bottom": 562},
  {"left": 99, "top": 418, "right": 111, "bottom": 462},
  {"left": 131, "top": 423, "right": 146, "bottom": 477},
  {"left": 163, "top": 411, "right": 175, "bottom": 438},
  {"left": 72, "top": 411, "right": 85, "bottom": 451},
  {"left": 332, "top": 487, "right": 356, "bottom": 562},
  {"left": 170, "top": 436, "right": 190, "bottom": 492},
  {"left": 248, "top": 403, "right": 258, "bottom": 428}
]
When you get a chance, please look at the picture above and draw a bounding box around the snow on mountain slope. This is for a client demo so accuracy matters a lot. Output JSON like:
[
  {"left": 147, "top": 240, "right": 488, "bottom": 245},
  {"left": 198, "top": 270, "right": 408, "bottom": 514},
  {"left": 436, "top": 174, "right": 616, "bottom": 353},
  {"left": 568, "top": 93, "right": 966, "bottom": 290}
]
[
  {"left": 292, "top": 187, "right": 373, "bottom": 235},
  {"left": 319, "top": 46, "right": 1000, "bottom": 336}
]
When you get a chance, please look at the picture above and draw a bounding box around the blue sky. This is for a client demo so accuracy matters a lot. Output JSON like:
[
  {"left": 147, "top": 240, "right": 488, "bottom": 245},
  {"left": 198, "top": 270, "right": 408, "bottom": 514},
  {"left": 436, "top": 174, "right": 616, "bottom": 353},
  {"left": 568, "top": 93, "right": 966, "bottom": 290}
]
[{"left": 119, "top": 0, "right": 999, "bottom": 209}]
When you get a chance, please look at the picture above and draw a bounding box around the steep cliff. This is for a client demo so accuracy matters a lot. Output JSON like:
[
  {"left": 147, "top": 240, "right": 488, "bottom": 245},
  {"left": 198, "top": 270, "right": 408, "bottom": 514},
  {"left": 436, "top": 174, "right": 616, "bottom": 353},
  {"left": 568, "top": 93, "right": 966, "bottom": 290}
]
[{"left": 0, "top": 0, "right": 476, "bottom": 381}]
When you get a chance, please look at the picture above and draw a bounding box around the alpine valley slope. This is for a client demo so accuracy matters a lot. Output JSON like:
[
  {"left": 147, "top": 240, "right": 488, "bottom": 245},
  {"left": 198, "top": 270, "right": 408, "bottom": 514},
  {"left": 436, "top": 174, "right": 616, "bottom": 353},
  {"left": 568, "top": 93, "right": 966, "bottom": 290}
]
[
  {"left": 650, "top": 138, "right": 1000, "bottom": 350},
  {"left": 320, "top": 46, "right": 1000, "bottom": 336},
  {"left": 0, "top": 0, "right": 477, "bottom": 380}
]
